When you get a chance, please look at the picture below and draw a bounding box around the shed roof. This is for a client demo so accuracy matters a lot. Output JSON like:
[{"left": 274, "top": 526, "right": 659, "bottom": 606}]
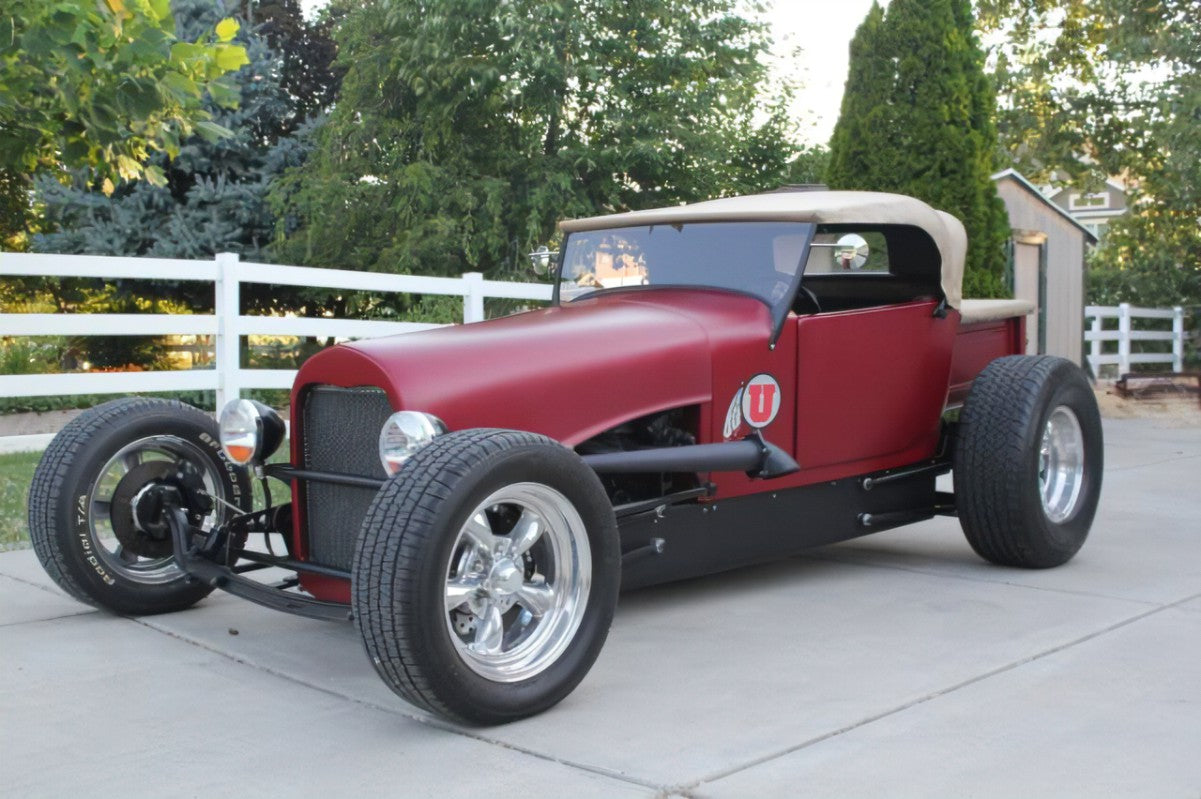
[{"left": 991, "top": 169, "right": 1099, "bottom": 244}]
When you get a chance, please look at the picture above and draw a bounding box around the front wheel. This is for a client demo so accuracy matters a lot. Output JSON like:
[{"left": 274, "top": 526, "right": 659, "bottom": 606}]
[
  {"left": 954, "top": 355, "right": 1103, "bottom": 568},
  {"left": 352, "top": 429, "right": 620, "bottom": 725},
  {"left": 28, "top": 397, "right": 251, "bottom": 614}
]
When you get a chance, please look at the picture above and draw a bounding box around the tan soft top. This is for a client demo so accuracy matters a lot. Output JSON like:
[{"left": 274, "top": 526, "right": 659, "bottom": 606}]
[{"left": 560, "top": 191, "right": 967, "bottom": 308}]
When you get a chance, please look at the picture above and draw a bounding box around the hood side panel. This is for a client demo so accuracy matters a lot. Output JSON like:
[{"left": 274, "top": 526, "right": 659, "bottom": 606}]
[{"left": 292, "top": 291, "right": 772, "bottom": 446}]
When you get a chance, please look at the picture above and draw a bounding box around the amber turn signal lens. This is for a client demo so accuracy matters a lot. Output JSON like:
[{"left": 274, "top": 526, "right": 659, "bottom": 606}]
[{"left": 218, "top": 399, "right": 285, "bottom": 466}]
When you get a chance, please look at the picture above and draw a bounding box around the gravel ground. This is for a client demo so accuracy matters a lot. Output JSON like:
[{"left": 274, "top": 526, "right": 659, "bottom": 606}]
[{"left": 1094, "top": 384, "right": 1201, "bottom": 426}]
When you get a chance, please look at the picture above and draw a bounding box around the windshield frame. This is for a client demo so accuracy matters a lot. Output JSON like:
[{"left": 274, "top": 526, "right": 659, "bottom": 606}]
[{"left": 552, "top": 220, "right": 817, "bottom": 345}]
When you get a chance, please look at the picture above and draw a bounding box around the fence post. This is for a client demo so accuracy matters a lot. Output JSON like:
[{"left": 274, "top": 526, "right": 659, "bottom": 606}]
[
  {"left": 214, "top": 252, "right": 241, "bottom": 410},
  {"left": 1089, "top": 313, "right": 1102, "bottom": 377},
  {"left": 1172, "top": 306, "right": 1185, "bottom": 373},
  {"left": 462, "top": 272, "right": 485, "bottom": 323},
  {"left": 1117, "top": 302, "right": 1132, "bottom": 376}
]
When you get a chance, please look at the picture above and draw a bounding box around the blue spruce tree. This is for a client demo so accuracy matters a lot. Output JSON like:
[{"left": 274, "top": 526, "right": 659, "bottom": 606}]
[{"left": 35, "top": 0, "right": 329, "bottom": 311}]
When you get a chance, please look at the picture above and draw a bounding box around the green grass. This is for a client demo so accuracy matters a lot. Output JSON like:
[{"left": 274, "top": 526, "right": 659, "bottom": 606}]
[
  {"left": 0, "top": 443, "right": 292, "bottom": 552},
  {"left": 0, "top": 450, "right": 39, "bottom": 551}
]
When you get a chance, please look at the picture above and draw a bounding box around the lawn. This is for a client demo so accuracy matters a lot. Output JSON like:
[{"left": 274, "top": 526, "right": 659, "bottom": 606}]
[
  {"left": 0, "top": 444, "right": 289, "bottom": 551},
  {"left": 0, "top": 450, "right": 38, "bottom": 550}
]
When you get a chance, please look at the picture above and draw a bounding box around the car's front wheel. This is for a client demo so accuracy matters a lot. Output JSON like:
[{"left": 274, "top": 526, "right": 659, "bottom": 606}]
[
  {"left": 352, "top": 429, "right": 620, "bottom": 725},
  {"left": 28, "top": 397, "right": 250, "bottom": 614}
]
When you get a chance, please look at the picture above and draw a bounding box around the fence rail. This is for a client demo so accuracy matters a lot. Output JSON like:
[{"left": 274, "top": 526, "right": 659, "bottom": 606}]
[
  {"left": 1085, "top": 303, "right": 1186, "bottom": 378},
  {"left": 1, "top": 251, "right": 553, "bottom": 410}
]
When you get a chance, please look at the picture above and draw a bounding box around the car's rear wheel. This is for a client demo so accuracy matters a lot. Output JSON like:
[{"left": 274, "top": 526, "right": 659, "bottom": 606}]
[
  {"left": 353, "top": 429, "right": 620, "bottom": 725},
  {"left": 28, "top": 398, "right": 251, "bottom": 614},
  {"left": 954, "top": 355, "right": 1103, "bottom": 568}
]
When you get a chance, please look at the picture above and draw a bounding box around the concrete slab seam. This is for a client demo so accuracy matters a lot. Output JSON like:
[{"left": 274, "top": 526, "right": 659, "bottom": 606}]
[
  {"left": 796, "top": 551, "right": 1164, "bottom": 608},
  {"left": 128, "top": 616, "right": 668, "bottom": 793},
  {"left": 0, "top": 570, "right": 73, "bottom": 597},
  {"left": 0, "top": 610, "right": 98, "bottom": 629},
  {"left": 673, "top": 589, "right": 1201, "bottom": 794}
]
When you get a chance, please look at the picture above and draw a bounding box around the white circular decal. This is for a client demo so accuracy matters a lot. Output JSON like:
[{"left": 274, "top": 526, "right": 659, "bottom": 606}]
[{"left": 741, "top": 373, "right": 781, "bottom": 429}]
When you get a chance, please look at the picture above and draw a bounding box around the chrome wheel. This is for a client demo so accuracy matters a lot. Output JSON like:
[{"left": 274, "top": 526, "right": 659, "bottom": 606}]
[
  {"left": 86, "top": 435, "right": 227, "bottom": 585},
  {"left": 1038, "top": 406, "right": 1085, "bottom": 523},
  {"left": 444, "top": 482, "right": 591, "bottom": 683}
]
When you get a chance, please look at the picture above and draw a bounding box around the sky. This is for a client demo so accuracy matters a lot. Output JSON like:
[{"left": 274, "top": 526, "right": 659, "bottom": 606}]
[
  {"left": 299, "top": 0, "right": 885, "bottom": 147},
  {"left": 766, "top": 0, "right": 884, "bottom": 145}
]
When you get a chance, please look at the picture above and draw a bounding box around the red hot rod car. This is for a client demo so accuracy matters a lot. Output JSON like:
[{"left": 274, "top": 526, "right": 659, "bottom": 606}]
[{"left": 29, "top": 190, "right": 1103, "bottom": 724}]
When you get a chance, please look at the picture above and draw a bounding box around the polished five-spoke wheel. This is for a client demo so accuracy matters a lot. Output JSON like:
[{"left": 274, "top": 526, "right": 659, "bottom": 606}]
[
  {"left": 444, "top": 483, "right": 591, "bottom": 682},
  {"left": 354, "top": 429, "right": 619, "bottom": 725}
]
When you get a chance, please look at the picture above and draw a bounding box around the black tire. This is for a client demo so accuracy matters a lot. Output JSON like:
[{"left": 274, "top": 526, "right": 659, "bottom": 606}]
[
  {"left": 954, "top": 355, "right": 1103, "bottom": 568},
  {"left": 28, "top": 397, "right": 251, "bottom": 615},
  {"left": 353, "top": 429, "right": 620, "bottom": 725}
]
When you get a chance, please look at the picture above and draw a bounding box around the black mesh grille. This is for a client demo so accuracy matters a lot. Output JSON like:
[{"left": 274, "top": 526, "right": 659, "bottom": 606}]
[{"left": 301, "top": 385, "right": 393, "bottom": 570}]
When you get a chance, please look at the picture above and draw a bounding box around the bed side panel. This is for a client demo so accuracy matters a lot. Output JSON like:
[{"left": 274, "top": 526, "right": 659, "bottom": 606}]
[{"left": 948, "top": 311, "right": 1026, "bottom": 407}]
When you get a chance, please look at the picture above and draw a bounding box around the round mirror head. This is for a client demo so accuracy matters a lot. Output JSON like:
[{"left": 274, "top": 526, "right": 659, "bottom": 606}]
[
  {"left": 834, "top": 234, "right": 869, "bottom": 271},
  {"left": 528, "top": 245, "right": 556, "bottom": 275}
]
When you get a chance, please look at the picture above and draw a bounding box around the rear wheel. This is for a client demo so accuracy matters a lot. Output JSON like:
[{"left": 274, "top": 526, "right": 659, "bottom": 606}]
[
  {"left": 28, "top": 398, "right": 250, "bottom": 614},
  {"left": 353, "top": 429, "right": 620, "bottom": 725},
  {"left": 954, "top": 356, "right": 1103, "bottom": 568}
]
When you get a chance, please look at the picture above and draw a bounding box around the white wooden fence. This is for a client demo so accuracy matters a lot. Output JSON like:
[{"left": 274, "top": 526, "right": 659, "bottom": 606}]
[
  {"left": 0, "top": 251, "right": 553, "bottom": 413},
  {"left": 1085, "top": 303, "right": 1186, "bottom": 378}
]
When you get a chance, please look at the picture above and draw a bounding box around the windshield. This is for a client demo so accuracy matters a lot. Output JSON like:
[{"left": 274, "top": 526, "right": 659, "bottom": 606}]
[{"left": 557, "top": 221, "right": 816, "bottom": 324}]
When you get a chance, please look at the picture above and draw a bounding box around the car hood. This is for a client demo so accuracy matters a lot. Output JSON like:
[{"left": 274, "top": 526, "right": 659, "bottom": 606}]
[{"left": 294, "top": 289, "right": 772, "bottom": 446}]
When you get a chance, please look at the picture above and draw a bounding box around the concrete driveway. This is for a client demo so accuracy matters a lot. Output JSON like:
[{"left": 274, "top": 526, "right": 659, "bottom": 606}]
[{"left": 2, "top": 417, "right": 1198, "bottom": 798}]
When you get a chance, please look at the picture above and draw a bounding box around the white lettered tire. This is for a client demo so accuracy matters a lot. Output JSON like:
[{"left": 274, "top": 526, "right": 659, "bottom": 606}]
[{"left": 28, "top": 398, "right": 250, "bottom": 614}]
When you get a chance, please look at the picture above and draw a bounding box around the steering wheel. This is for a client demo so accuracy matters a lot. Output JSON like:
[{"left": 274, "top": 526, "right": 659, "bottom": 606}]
[{"left": 795, "top": 285, "right": 822, "bottom": 314}]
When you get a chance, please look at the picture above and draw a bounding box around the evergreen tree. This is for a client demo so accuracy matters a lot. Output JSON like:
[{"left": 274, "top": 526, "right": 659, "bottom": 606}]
[
  {"left": 271, "top": 0, "right": 800, "bottom": 278},
  {"left": 826, "top": 0, "right": 1010, "bottom": 298},
  {"left": 33, "top": 0, "right": 334, "bottom": 313}
]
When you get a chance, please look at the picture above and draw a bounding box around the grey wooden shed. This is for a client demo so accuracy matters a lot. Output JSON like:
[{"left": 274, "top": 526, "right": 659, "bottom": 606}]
[{"left": 991, "top": 169, "right": 1098, "bottom": 365}]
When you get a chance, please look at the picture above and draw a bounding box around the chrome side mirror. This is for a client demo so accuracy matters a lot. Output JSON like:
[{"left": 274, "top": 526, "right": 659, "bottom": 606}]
[
  {"left": 528, "top": 245, "right": 559, "bottom": 276},
  {"left": 834, "top": 234, "right": 869, "bottom": 270}
]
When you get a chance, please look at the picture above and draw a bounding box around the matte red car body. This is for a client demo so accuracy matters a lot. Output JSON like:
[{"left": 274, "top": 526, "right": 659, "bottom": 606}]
[{"left": 288, "top": 287, "right": 1024, "bottom": 602}]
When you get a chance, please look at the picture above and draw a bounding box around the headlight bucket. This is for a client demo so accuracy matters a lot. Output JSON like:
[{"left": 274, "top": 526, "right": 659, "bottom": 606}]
[
  {"left": 379, "top": 411, "right": 447, "bottom": 475},
  {"left": 218, "top": 399, "right": 286, "bottom": 466}
]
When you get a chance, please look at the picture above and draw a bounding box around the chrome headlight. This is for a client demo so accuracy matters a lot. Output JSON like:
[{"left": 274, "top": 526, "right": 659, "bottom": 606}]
[
  {"left": 218, "top": 399, "right": 285, "bottom": 466},
  {"left": 379, "top": 411, "right": 447, "bottom": 475}
]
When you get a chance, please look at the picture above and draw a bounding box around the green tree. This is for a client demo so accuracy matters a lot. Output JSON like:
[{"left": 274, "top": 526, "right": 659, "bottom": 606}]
[
  {"left": 0, "top": 0, "right": 248, "bottom": 249},
  {"left": 826, "top": 0, "right": 1010, "bottom": 298},
  {"left": 271, "top": 0, "right": 800, "bottom": 278},
  {"left": 1, "top": 0, "right": 248, "bottom": 185},
  {"left": 980, "top": 0, "right": 1200, "bottom": 311},
  {"left": 252, "top": 0, "right": 342, "bottom": 134},
  {"left": 782, "top": 145, "right": 830, "bottom": 187},
  {"left": 32, "top": 0, "right": 337, "bottom": 314}
]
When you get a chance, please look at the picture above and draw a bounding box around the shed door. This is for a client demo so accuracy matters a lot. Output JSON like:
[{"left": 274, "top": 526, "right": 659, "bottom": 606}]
[{"left": 1012, "top": 237, "right": 1047, "bottom": 354}]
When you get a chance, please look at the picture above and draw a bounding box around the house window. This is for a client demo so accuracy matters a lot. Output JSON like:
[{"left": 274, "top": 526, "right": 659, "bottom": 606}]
[{"left": 1069, "top": 192, "right": 1109, "bottom": 210}]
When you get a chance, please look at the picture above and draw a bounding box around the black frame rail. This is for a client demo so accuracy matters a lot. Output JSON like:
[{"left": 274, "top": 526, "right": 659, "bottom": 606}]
[{"left": 167, "top": 506, "right": 352, "bottom": 622}]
